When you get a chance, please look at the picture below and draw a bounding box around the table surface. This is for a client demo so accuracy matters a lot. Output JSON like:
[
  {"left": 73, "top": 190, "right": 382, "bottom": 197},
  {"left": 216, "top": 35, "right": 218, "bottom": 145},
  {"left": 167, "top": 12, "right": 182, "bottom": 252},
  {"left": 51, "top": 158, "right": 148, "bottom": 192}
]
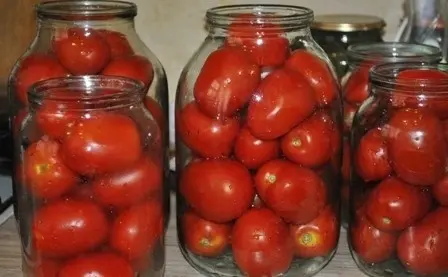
[{"left": 0, "top": 194, "right": 367, "bottom": 277}]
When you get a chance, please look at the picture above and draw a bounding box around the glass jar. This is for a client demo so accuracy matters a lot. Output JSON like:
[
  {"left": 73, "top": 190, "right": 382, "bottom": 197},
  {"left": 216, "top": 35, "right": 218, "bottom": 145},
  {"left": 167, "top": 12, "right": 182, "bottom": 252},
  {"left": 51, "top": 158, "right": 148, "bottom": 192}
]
[
  {"left": 175, "top": 5, "right": 342, "bottom": 276},
  {"left": 15, "top": 76, "right": 165, "bottom": 277},
  {"left": 349, "top": 62, "right": 448, "bottom": 276}
]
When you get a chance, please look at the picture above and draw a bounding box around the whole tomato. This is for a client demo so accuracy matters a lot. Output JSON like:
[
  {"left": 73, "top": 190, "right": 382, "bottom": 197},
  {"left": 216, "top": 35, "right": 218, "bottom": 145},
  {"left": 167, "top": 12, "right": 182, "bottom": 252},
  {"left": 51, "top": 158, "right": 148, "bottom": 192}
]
[
  {"left": 33, "top": 259, "right": 59, "bottom": 277},
  {"left": 254, "top": 159, "right": 286, "bottom": 201},
  {"left": 182, "top": 210, "right": 232, "bottom": 257},
  {"left": 232, "top": 208, "right": 293, "bottom": 277},
  {"left": 32, "top": 199, "right": 108, "bottom": 257},
  {"left": 290, "top": 206, "right": 338, "bottom": 258},
  {"left": 433, "top": 176, "right": 448, "bottom": 206},
  {"left": 193, "top": 47, "right": 260, "bottom": 117},
  {"left": 365, "top": 177, "right": 432, "bottom": 232},
  {"left": 247, "top": 68, "right": 316, "bottom": 140},
  {"left": 343, "top": 103, "right": 357, "bottom": 134},
  {"left": 144, "top": 96, "right": 165, "bottom": 134},
  {"left": 285, "top": 50, "right": 338, "bottom": 107},
  {"left": 180, "top": 159, "right": 254, "bottom": 223},
  {"left": 234, "top": 126, "right": 280, "bottom": 169},
  {"left": 98, "top": 29, "right": 134, "bottom": 58},
  {"left": 177, "top": 102, "right": 240, "bottom": 158},
  {"left": 343, "top": 66, "right": 370, "bottom": 105},
  {"left": 385, "top": 108, "right": 446, "bottom": 186},
  {"left": 102, "top": 55, "right": 154, "bottom": 88}
]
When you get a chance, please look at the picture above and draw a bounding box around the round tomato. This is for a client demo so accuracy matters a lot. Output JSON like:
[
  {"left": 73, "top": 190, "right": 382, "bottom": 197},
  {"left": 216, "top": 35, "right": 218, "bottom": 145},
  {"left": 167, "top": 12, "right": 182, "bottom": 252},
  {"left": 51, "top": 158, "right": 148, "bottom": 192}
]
[
  {"left": 232, "top": 208, "right": 293, "bottom": 277},
  {"left": 32, "top": 199, "right": 108, "bottom": 257},
  {"left": 33, "top": 259, "right": 59, "bottom": 277},
  {"left": 365, "top": 177, "right": 432, "bottom": 232},
  {"left": 285, "top": 50, "right": 338, "bottom": 107},
  {"left": 24, "top": 138, "right": 78, "bottom": 199},
  {"left": 177, "top": 102, "right": 240, "bottom": 158},
  {"left": 110, "top": 200, "right": 163, "bottom": 260},
  {"left": 193, "top": 47, "right": 260, "bottom": 118},
  {"left": 343, "top": 66, "right": 370, "bottom": 105},
  {"left": 180, "top": 159, "right": 254, "bottom": 223},
  {"left": 433, "top": 176, "right": 448, "bottom": 206},
  {"left": 341, "top": 140, "right": 351, "bottom": 181},
  {"left": 98, "top": 29, "right": 134, "bottom": 58},
  {"left": 102, "top": 55, "right": 154, "bottom": 88},
  {"left": 254, "top": 159, "right": 287, "bottom": 201},
  {"left": 182, "top": 210, "right": 232, "bottom": 257},
  {"left": 343, "top": 103, "right": 357, "bottom": 134},
  {"left": 247, "top": 68, "right": 316, "bottom": 140},
  {"left": 61, "top": 113, "right": 141, "bottom": 176},
  {"left": 59, "top": 252, "right": 134, "bottom": 277},
  {"left": 144, "top": 96, "right": 165, "bottom": 134},
  {"left": 234, "top": 126, "right": 279, "bottom": 169}
]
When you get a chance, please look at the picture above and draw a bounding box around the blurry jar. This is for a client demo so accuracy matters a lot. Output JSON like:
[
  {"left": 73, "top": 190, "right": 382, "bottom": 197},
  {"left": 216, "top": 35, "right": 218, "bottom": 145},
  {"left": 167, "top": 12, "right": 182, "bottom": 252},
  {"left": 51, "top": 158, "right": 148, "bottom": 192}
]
[
  {"left": 15, "top": 76, "right": 165, "bottom": 277},
  {"left": 176, "top": 5, "right": 342, "bottom": 276}
]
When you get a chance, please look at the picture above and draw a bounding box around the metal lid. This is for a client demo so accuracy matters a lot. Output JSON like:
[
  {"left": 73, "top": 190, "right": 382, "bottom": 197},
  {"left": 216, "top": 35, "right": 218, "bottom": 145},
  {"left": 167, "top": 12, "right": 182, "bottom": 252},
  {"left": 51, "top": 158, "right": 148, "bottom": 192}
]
[{"left": 312, "top": 14, "right": 386, "bottom": 32}]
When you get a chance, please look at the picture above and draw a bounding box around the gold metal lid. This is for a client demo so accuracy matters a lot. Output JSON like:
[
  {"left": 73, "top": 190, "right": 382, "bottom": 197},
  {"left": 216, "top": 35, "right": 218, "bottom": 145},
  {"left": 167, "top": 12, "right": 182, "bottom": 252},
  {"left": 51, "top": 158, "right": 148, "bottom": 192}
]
[{"left": 312, "top": 14, "right": 386, "bottom": 32}]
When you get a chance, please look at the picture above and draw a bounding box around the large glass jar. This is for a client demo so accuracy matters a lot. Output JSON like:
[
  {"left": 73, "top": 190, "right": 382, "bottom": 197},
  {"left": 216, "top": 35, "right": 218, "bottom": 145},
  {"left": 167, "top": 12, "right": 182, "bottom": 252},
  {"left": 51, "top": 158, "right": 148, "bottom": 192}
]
[
  {"left": 176, "top": 5, "right": 342, "bottom": 276},
  {"left": 349, "top": 63, "right": 448, "bottom": 276},
  {"left": 15, "top": 76, "right": 165, "bottom": 277}
]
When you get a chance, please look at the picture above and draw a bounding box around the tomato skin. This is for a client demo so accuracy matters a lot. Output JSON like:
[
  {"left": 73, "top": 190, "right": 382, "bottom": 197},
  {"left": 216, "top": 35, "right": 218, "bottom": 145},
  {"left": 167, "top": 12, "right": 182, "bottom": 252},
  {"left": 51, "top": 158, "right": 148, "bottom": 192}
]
[
  {"left": 234, "top": 126, "right": 280, "bottom": 169},
  {"left": 254, "top": 159, "right": 287, "bottom": 201},
  {"left": 102, "top": 55, "right": 154, "bottom": 88},
  {"left": 247, "top": 68, "right": 317, "bottom": 140},
  {"left": 343, "top": 66, "right": 370, "bottom": 105},
  {"left": 232, "top": 208, "right": 293, "bottom": 277},
  {"left": 193, "top": 47, "right": 260, "bottom": 118},
  {"left": 365, "top": 177, "right": 432, "bottom": 232},
  {"left": 177, "top": 102, "right": 240, "bottom": 158},
  {"left": 32, "top": 199, "right": 108, "bottom": 257},
  {"left": 98, "top": 29, "right": 134, "bottom": 58},
  {"left": 32, "top": 259, "right": 59, "bottom": 277},
  {"left": 433, "top": 176, "right": 448, "bottom": 206}
]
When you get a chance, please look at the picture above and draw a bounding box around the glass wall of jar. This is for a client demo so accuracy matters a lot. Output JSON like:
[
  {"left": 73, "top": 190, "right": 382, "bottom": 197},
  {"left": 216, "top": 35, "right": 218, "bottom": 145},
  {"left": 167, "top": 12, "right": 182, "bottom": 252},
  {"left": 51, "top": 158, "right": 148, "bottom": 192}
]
[
  {"left": 15, "top": 76, "right": 165, "bottom": 277},
  {"left": 7, "top": 0, "right": 170, "bottom": 226},
  {"left": 349, "top": 62, "right": 448, "bottom": 277},
  {"left": 175, "top": 5, "right": 342, "bottom": 277}
]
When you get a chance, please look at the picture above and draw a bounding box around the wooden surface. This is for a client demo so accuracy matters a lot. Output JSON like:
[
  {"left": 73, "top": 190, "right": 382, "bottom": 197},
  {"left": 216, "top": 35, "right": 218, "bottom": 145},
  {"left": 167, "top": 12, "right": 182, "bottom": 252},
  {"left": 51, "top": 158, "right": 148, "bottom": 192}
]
[{"left": 0, "top": 194, "right": 366, "bottom": 277}]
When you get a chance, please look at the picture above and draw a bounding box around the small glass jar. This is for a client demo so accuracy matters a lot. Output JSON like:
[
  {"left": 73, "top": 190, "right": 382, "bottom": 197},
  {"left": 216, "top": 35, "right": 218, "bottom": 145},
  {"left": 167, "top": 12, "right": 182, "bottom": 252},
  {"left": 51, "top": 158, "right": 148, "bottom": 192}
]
[
  {"left": 176, "top": 5, "right": 342, "bottom": 276},
  {"left": 15, "top": 76, "right": 165, "bottom": 277},
  {"left": 349, "top": 62, "right": 448, "bottom": 276}
]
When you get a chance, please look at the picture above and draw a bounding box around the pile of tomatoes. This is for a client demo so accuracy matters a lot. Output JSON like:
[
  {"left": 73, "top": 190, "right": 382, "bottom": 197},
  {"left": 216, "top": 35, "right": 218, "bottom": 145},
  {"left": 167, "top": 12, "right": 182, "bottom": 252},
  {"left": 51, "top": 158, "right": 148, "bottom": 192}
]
[{"left": 177, "top": 16, "right": 342, "bottom": 276}]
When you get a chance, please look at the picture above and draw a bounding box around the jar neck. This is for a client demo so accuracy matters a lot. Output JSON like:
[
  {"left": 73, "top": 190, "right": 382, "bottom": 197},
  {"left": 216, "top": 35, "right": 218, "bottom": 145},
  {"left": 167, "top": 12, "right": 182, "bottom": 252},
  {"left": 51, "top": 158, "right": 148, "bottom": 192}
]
[{"left": 37, "top": 17, "right": 136, "bottom": 30}]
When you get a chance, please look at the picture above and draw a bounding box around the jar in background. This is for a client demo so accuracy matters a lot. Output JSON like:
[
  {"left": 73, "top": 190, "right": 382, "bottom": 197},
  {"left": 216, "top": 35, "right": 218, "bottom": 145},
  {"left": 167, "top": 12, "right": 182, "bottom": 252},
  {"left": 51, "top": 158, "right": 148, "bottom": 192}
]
[
  {"left": 15, "top": 76, "right": 165, "bottom": 277},
  {"left": 349, "top": 63, "right": 448, "bottom": 276},
  {"left": 311, "top": 14, "right": 385, "bottom": 79},
  {"left": 176, "top": 5, "right": 342, "bottom": 276}
]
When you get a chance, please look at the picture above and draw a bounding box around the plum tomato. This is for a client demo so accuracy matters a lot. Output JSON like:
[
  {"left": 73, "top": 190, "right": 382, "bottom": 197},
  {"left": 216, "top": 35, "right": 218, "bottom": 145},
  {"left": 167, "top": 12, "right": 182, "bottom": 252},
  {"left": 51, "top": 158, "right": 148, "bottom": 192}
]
[
  {"left": 180, "top": 159, "right": 254, "bottom": 223},
  {"left": 290, "top": 206, "right": 338, "bottom": 258},
  {"left": 61, "top": 113, "right": 141, "bottom": 176},
  {"left": 53, "top": 28, "right": 111, "bottom": 74},
  {"left": 255, "top": 160, "right": 327, "bottom": 224},
  {"left": 397, "top": 207, "right": 448, "bottom": 276},
  {"left": 433, "top": 176, "right": 448, "bottom": 206},
  {"left": 341, "top": 140, "right": 351, "bottom": 181},
  {"left": 24, "top": 138, "right": 78, "bottom": 199},
  {"left": 285, "top": 50, "right": 338, "bottom": 107},
  {"left": 182, "top": 210, "right": 232, "bottom": 257},
  {"left": 343, "top": 66, "right": 370, "bottom": 105},
  {"left": 232, "top": 208, "right": 293, "bottom": 277},
  {"left": 247, "top": 68, "right": 317, "bottom": 140},
  {"left": 144, "top": 96, "right": 165, "bottom": 134},
  {"left": 177, "top": 102, "right": 240, "bottom": 158},
  {"left": 385, "top": 108, "right": 446, "bottom": 186},
  {"left": 102, "top": 55, "right": 154, "bottom": 88},
  {"left": 365, "top": 177, "right": 432, "bottom": 232},
  {"left": 110, "top": 200, "right": 164, "bottom": 260},
  {"left": 32, "top": 199, "right": 108, "bottom": 257},
  {"left": 234, "top": 126, "right": 280, "bottom": 169},
  {"left": 32, "top": 259, "right": 59, "bottom": 277},
  {"left": 193, "top": 47, "right": 260, "bottom": 118},
  {"left": 343, "top": 103, "right": 357, "bottom": 134},
  {"left": 14, "top": 54, "right": 69, "bottom": 105},
  {"left": 355, "top": 128, "right": 392, "bottom": 182},
  {"left": 98, "top": 29, "right": 134, "bottom": 58},
  {"left": 59, "top": 252, "right": 134, "bottom": 277}
]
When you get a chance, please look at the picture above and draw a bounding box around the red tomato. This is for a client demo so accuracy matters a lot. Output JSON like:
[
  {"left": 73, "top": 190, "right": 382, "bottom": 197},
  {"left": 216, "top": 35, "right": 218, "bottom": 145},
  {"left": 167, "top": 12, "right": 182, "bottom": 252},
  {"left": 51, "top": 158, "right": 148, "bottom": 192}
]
[
  {"left": 247, "top": 68, "right": 316, "bottom": 140},
  {"left": 61, "top": 113, "right": 141, "bottom": 176},
  {"left": 98, "top": 29, "right": 134, "bottom": 58},
  {"left": 14, "top": 54, "right": 68, "bottom": 105},
  {"left": 110, "top": 200, "right": 163, "bottom": 260},
  {"left": 341, "top": 140, "right": 351, "bottom": 181},
  {"left": 232, "top": 208, "right": 293, "bottom": 277},
  {"left": 365, "top": 177, "right": 432, "bottom": 232},
  {"left": 177, "top": 102, "right": 240, "bottom": 158},
  {"left": 193, "top": 47, "right": 260, "bottom": 117},
  {"left": 33, "top": 259, "right": 59, "bottom": 277},
  {"left": 182, "top": 210, "right": 232, "bottom": 257},
  {"left": 180, "top": 159, "right": 254, "bottom": 223},
  {"left": 385, "top": 108, "right": 446, "bottom": 186},
  {"left": 254, "top": 159, "right": 287, "bottom": 201},
  {"left": 24, "top": 138, "right": 78, "bottom": 199},
  {"left": 53, "top": 28, "right": 111, "bottom": 74},
  {"left": 285, "top": 50, "right": 338, "bottom": 107},
  {"left": 59, "top": 252, "right": 134, "bottom": 277},
  {"left": 343, "top": 66, "right": 370, "bottom": 105},
  {"left": 234, "top": 126, "right": 280, "bottom": 169},
  {"left": 102, "top": 55, "right": 154, "bottom": 88},
  {"left": 343, "top": 103, "right": 357, "bottom": 134},
  {"left": 144, "top": 96, "right": 165, "bottom": 134},
  {"left": 33, "top": 199, "right": 108, "bottom": 257},
  {"left": 290, "top": 206, "right": 338, "bottom": 258},
  {"left": 433, "top": 176, "right": 448, "bottom": 206}
]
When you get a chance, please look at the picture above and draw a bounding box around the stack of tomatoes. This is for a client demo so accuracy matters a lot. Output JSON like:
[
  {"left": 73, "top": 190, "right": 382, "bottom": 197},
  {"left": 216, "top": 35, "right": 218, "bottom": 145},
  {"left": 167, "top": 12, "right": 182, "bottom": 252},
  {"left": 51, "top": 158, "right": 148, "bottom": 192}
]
[{"left": 177, "top": 16, "right": 342, "bottom": 277}]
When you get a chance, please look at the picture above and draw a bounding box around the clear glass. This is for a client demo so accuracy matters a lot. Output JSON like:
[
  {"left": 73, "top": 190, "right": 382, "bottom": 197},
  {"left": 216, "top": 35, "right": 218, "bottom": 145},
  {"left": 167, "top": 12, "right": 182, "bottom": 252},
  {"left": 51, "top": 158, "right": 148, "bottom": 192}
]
[
  {"left": 175, "top": 5, "right": 342, "bottom": 277},
  {"left": 349, "top": 63, "right": 448, "bottom": 277},
  {"left": 15, "top": 76, "right": 165, "bottom": 277}
]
